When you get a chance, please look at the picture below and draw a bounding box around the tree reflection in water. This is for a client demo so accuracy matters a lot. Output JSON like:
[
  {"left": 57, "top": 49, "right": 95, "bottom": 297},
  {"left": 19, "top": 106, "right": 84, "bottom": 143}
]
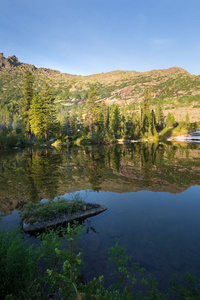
[{"left": 1, "top": 142, "right": 200, "bottom": 213}]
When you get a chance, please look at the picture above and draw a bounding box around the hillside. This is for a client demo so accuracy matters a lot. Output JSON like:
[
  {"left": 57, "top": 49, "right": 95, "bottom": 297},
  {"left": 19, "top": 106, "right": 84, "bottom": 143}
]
[{"left": 1, "top": 53, "right": 200, "bottom": 123}]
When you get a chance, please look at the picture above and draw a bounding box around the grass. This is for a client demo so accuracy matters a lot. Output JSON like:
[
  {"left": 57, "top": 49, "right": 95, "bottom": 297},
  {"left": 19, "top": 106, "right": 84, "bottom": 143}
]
[
  {"left": 21, "top": 199, "right": 85, "bottom": 224},
  {"left": 159, "top": 128, "right": 175, "bottom": 140},
  {"left": 51, "top": 139, "right": 65, "bottom": 147}
]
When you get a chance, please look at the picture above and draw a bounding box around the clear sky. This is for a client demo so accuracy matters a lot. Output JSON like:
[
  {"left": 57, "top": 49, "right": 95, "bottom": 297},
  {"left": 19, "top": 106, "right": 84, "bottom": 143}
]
[{"left": 1, "top": 0, "right": 200, "bottom": 75}]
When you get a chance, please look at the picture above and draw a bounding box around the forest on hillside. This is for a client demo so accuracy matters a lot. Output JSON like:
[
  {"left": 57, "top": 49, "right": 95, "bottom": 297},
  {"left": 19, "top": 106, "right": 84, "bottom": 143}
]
[{"left": 0, "top": 70, "right": 199, "bottom": 149}]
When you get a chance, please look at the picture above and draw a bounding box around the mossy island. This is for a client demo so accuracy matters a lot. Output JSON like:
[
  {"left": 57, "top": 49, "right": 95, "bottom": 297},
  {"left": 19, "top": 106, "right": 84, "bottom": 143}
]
[{"left": 21, "top": 198, "right": 107, "bottom": 233}]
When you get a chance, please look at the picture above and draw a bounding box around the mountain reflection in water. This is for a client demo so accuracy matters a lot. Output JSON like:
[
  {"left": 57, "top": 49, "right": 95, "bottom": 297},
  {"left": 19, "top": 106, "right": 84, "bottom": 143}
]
[
  {"left": 1, "top": 143, "right": 200, "bottom": 291},
  {"left": 0, "top": 143, "right": 200, "bottom": 213}
]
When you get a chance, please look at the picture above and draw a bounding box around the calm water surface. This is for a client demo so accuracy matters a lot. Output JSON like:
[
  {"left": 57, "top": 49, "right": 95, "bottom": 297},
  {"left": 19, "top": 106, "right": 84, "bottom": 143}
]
[{"left": 1, "top": 143, "right": 200, "bottom": 290}]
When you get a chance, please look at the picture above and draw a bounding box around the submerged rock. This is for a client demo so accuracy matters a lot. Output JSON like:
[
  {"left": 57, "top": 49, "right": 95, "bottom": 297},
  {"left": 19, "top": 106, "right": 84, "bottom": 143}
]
[{"left": 23, "top": 202, "right": 107, "bottom": 233}]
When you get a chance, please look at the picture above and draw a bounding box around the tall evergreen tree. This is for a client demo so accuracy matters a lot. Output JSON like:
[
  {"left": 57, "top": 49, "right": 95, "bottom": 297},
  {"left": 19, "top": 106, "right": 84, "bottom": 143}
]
[
  {"left": 109, "top": 105, "right": 121, "bottom": 137},
  {"left": 68, "top": 111, "right": 78, "bottom": 136},
  {"left": 185, "top": 112, "right": 190, "bottom": 130},
  {"left": 41, "top": 83, "right": 57, "bottom": 140},
  {"left": 29, "top": 95, "right": 45, "bottom": 137},
  {"left": 141, "top": 88, "right": 151, "bottom": 135},
  {"left": 166, "top": 112, "right": 176, "bottom": 128},
  {"left": 155, "top": 98, "right": 164, "bottom": 126},
  {"left": 29, "top": 83, "right": 57, "bottom": 140},
  {"left": 141, "top": 89, "right": 157, "bottom": 137},
  {"left": 21, "top": 71, "right": 34, "bottom": 138},
  {"left": 84, "top": 90, "right": 99, "bottom": 138}
]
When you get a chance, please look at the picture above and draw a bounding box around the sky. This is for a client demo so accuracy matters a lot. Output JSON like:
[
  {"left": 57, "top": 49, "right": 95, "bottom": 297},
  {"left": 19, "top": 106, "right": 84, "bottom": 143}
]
[{"left": 1, "top": 0, "right": 200, "bottom": 75}]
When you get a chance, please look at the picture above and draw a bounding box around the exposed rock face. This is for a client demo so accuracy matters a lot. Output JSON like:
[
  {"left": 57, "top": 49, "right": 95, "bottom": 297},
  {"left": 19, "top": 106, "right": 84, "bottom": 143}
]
[
  {"left": 0, "top": 53, "right": 36, "bottom": 70},
  {"left": 0, "top": 53, "right": 20, "bottom": 68}
]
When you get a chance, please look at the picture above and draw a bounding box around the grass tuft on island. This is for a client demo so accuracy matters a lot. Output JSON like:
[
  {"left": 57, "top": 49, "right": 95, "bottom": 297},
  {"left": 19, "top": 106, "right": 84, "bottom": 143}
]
[
  {"left": 21, "top": 198, "right": 107, "bottom": 233},
  {"left": 21, "top": 199, "right": 85, "bottom": 225}
]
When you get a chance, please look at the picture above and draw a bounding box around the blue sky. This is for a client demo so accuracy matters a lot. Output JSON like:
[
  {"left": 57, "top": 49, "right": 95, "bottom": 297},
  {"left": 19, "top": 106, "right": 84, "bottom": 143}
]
[{"left": 1, "top": 0, "right": 200, "bottom": 75}]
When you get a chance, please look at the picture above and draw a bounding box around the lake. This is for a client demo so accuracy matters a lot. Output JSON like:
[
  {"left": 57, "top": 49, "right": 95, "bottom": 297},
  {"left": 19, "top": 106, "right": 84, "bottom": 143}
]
[{"left": 1, "top": 142, "right": 200, "bottom": 291}]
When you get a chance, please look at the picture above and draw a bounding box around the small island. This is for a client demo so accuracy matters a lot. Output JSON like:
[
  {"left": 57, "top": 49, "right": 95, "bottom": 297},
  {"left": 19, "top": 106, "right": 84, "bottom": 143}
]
[{"left": 21, "top": 199, "right": 107, "bottom": 233}]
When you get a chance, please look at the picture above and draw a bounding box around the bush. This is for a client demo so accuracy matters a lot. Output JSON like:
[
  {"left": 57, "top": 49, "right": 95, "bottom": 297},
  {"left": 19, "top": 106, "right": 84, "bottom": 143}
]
[
  {"left": 0, "top": 229, "right": 37, "bottom": 299},
  {"left": 1, "top": 224, "right": 200, "bottom": 299},
  {"left": 0, "top": 128, "right": 29, "bottom": 149}
]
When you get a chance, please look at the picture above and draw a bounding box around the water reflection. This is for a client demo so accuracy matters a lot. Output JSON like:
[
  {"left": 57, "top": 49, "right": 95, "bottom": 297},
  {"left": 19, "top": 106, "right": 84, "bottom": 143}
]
[
  {"left": 0, "top": 142, "right": 200, "bottom": 213},
  {"left": 1, "top": 143, "right": 200, "bottom": 291}
]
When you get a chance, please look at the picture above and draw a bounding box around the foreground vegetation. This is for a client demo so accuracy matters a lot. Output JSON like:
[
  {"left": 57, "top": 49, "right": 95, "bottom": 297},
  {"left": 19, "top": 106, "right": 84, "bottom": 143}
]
[{"left": 1, "top": 221, "right": 200, "bottom": 300}]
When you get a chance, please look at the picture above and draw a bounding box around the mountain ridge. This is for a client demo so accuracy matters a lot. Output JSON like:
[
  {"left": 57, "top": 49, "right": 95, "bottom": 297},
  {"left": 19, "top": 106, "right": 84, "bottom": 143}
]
[
  {"left": 1, "top": 52, "right": 200, "bottom": 124},
  {"left": 0, "top": 53, "right": 192, "bottom": 77}
]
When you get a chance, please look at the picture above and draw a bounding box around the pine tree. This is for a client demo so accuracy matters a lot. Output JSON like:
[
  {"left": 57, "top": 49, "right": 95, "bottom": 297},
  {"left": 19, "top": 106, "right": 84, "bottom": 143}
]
[
  {"left": 155, "top": 98, "right": 164, "bottom": 126},
  {"left": 68, "top": 111, "right": 78, "bottom": 136},
  {"left": 29, "top": 83, "right": 57, "bottom": 140},
  {"left": 41, "top": 83, "right": 57, "bottom": 140},
  {"left": 166, "top": 112, "right": 176, "bottom": 128},
  {"left": 29, "top": 95, "right": 45, "bottom": 137},
  {"left": 85, "top": 90, "right": 99, "bottom": 138},
  {"left": 185, "top": 112, "right": 190, "bottom": 130},
  {"left": 109, "top": 105, "right": 121, "bottom": 137},
  {"left": 141, "top": 88, "right": 151, "bottom": 135},
  {"left": 140, "top": 89, "right": 157, "bottom": 137},
  {"left": 21, "top": 71, "right": 34, "bottom": 138}
]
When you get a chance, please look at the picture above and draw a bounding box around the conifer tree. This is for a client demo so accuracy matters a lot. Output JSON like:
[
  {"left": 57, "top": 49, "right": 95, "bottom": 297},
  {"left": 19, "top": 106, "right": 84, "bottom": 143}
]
[
  {"left": 185, "top": 112, "right": 190, "bottom": 130},
  {"left": 85, "top": 90, "right": 99, "bottom": 138},
  {"left": 29, "top": 95, "right": 45, "bottom": 137},
  {"left": 68, "top": 111, "right": 78, "bottom": 136},
  {"left": 109, "top": 105, "right": 121, "bottom": 137},
  {"left": 155, "top": 98, "right": 164, "bottom": 126},
  {"left": 141, "top": 88, "right": 151, "bottom": 135},
  {"left": 41, "top": 83, "right": 57, "bottom": 140},
  {"left": 21, "top": 71, "right": 34, "bottom": 138},
  {"left": 166, "top": 112, "right": 176, "bottom": 128},
  {"left": 141, "top": 89, "right": 157, "bottom": 137},
  {"left": 29, "top": 83, "right": 57, "bottom": 140}
]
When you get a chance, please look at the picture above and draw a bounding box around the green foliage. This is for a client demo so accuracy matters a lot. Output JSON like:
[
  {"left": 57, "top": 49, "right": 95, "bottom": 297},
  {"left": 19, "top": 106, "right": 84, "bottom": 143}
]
[
  {"left": 109, "top": 240, "right": 144, "bottom": 291},
  {"left": 21, "top": 70, "right": 34, "bottom": 137},
  {"left": 21, "top": 198, "right": 85, "bottom": 224},
  {"left": 52, "top": 139, "right": 64, "bottom": 146},
  {"left": 84, "top": 90, "right": 99, "bottom": 138},
  {"left": 0, "top": 229, "right": 37, "bottom": 299},
  {"left": 168, "top": 272, "right": 200, "bottom": 299},
  {"left": 109, "top": 105, "right": 121, "bottom": 137},
  {"left": 74, "top": 136, "right": 91, "bottom": 145},
  {"left": 0, "top": 127, "right": 29, "bottom": 149},
  {"left": 29, "top": 95, "right": 45, "bottom": 137},
  {"left": 41, "top": 83, "right": 58, "bottom": 139},
  {"left": 47, "top": 222, "right": 83, "bottom": 300},
  {"left": 165, "top": 112, "right": 177, "bottom": 128},
  {"left": 141, "top": 89, "right": 157, "bottom": 137},
  {"left": 29, "top": 82, "right": 58, "bottom": 140},
  {"left": 1, "top": 220, "right": 200, "bottom": 299},
  {"left": 155, "top": 98, "right": 164, "bottom": 127},
  {"left": 1, "top": 67, "right": 199, "bottom": 145}
]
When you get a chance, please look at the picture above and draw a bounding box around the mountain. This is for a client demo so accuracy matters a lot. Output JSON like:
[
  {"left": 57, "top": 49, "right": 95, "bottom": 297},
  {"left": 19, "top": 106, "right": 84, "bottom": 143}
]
[{"left": 1, "top": 53, "right": 200, "bottom": 123}]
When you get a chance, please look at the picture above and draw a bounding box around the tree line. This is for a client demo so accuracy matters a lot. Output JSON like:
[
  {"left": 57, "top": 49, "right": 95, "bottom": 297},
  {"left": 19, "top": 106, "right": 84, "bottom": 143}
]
[{"left": 0, "top": 70, "right": 196, "bottom": 148}]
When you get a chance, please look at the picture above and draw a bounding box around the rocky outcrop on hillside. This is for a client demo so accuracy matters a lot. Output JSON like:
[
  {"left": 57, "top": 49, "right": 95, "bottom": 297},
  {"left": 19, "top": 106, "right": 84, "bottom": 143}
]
[
  {"left": 0, "top": 53, "right": 21, "bottom": 68},
  {"left": 0, "top": 53, "right": 36, "bottom": 71},
  {"left": 1, "top": 52, "right": 200, "bottom": 122}
]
